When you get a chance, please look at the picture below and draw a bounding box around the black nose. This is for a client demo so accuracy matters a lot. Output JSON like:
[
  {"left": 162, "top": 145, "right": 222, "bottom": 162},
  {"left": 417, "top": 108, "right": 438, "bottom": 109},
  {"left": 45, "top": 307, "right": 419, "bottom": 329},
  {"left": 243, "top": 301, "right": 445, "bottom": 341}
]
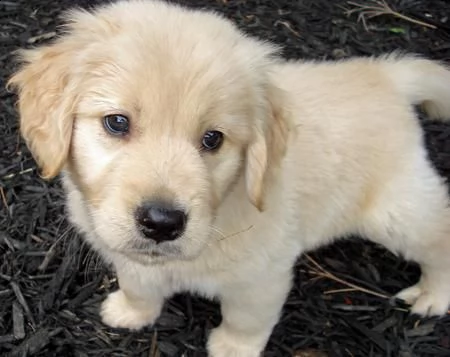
[{"left": 135, "top": 202, "right": 187, "bottom": 243}]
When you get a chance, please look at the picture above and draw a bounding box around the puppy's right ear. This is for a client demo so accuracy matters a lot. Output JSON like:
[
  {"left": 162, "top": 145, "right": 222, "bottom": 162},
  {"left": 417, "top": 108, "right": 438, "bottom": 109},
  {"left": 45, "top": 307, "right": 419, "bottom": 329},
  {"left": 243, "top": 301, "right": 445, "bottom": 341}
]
[{"left": 7, "top": 43, "right": 77, "bottom": 180}]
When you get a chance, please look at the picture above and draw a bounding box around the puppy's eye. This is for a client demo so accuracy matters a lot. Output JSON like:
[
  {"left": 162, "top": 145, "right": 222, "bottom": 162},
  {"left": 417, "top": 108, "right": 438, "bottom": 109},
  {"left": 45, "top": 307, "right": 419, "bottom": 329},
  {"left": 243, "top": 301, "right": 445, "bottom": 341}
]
[
  {"left": 103, "top": 114, "right": 129, "bottom": 136},
  {"left": 202, "top": 130, "right": 223, "bottom": 151}
]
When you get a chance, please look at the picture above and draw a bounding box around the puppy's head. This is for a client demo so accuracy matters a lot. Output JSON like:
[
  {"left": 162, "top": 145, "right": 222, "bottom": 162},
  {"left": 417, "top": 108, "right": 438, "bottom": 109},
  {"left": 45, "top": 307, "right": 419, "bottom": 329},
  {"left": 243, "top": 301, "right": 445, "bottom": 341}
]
[{"left": 8, "top": 0, "right": 291, "bottom": 263}]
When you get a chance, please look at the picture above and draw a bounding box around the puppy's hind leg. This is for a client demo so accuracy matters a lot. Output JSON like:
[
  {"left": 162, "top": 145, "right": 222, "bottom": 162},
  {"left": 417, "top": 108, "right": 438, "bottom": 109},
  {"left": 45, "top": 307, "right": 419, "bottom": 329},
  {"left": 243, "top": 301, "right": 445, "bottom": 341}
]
[{"left": 361, "top": 153, "right": 450, "bottom": 317}]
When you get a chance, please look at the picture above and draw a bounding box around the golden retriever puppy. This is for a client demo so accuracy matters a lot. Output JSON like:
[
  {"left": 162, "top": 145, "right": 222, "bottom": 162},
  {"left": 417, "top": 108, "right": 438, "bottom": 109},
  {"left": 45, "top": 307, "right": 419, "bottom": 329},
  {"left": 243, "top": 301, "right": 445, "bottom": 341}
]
[{"left": 8, "top": 0, "right": 450, "bottom": 356}]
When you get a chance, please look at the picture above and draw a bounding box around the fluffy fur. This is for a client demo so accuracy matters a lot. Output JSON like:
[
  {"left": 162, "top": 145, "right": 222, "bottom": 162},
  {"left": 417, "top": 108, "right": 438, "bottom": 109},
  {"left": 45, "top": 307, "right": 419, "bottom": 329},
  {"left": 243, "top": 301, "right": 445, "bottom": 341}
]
[{"left": 8, "top": 1, "right": 450, "bottom": 356}]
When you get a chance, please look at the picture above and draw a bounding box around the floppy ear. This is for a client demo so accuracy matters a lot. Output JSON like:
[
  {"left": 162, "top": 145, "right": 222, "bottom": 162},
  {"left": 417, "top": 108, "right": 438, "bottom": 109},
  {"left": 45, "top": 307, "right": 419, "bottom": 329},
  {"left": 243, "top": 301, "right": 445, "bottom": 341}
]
[
  {"left": 245, "top": 83, "right": 291, "bottom": 211},
  {"left": 7, "top": 44, "right": 76, "bottom": 180}
]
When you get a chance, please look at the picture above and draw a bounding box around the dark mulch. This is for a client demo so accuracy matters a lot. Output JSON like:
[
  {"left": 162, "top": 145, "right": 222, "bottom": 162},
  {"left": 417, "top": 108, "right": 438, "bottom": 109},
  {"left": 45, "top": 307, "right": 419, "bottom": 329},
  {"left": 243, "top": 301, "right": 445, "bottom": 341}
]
[{"left": 1, "top": 0, "right": 450, "bottom": 356}]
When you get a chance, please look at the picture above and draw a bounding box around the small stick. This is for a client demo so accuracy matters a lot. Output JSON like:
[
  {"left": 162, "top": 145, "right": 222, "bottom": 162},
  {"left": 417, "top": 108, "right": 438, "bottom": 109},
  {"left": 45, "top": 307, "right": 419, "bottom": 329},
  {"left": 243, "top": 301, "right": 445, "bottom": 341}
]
[
  {"left": 324, "top": 287, "right": 359, "bottom": 295},
  {"left": 305, "top": 255, "right": 450, "bottom": 315},
  {"left": 345, "top": 0, "right": 436, "bottom": 31},
  {"left": 2, "top": 167, "right": 35, "bottom": 180},
  {"left": 304, "top": 254, "right": 391, "bottom": 300},
  {"left": 0, "top": 186, "right": 8, "bottom": 212}
]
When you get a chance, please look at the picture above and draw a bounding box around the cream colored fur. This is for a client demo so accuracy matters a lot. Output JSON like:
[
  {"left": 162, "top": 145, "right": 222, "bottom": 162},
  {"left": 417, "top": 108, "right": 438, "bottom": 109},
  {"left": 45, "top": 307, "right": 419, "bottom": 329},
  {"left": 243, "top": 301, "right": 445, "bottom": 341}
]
[{"left": 8, "top": 1, "right": 450, "bottom": 356}]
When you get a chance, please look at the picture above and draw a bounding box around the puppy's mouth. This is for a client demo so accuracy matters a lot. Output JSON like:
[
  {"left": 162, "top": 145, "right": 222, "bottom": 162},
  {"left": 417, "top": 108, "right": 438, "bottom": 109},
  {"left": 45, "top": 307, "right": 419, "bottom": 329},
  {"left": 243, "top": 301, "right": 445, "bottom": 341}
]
[
  {"left": 113, "top": 239, "right": 190, "bottom": 263},
  {"left": 127, "top": 250, "right": 164, "bottom": 258}
]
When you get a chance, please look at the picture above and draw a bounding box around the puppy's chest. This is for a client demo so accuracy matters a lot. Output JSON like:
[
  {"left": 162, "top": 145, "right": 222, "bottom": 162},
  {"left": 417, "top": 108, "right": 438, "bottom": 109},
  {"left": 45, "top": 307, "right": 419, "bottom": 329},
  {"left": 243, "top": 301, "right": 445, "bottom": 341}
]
[{"left": 161, "top": 262, "right": 224, "bottom": 298}]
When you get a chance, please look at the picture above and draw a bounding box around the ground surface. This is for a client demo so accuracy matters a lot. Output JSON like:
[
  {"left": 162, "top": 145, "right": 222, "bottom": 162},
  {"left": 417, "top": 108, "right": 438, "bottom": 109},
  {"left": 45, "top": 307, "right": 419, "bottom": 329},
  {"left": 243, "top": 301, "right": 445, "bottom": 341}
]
[{"left": 1, "top": 0, "right": 450, "bottom": 356}]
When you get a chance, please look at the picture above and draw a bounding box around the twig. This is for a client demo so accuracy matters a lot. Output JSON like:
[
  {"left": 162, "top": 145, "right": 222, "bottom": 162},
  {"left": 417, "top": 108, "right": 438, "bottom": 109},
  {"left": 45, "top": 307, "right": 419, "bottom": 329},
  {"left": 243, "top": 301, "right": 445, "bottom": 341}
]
[
  {"left": 304, "top": 254, "right": 391, "bottom": 300},
  {"left": 2, "top": 167, "right": 35, "bottom": 180},
  {"left": 344, "top": 0, "right": 436, "bottom": 31},
  {"left": 27, "top": 31, "right": 56, "bottom": 44},
  {"left": 305, "top": 254, "right": 450, "bottom": 315},
  {"left": 345, "top": 348, "right": 355, "bottom": 357},
  {"left": 0, "top": 186, "right": 9, "bottom": 213},
  {"left": 324, "top": 287, "right": 360, "bottom": 295},
  {"left": 150, "top": 330, "right": 160, "bottom": 357},
  {"left": 274, "top": 20, "right": 301, "bottom": 37},
  {"left": 218, "top": 225, "right": 254, "bottom": 241}
]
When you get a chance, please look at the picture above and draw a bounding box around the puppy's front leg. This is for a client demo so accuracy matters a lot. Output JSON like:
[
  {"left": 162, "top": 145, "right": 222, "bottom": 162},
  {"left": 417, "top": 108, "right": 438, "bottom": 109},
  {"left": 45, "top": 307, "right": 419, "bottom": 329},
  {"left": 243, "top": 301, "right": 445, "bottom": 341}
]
[
  {"left": 100, "top": 264, "right": 165, "bottom": 331},
  {"left": 208, "top": 274, "right": 292, "bottom": 357}
]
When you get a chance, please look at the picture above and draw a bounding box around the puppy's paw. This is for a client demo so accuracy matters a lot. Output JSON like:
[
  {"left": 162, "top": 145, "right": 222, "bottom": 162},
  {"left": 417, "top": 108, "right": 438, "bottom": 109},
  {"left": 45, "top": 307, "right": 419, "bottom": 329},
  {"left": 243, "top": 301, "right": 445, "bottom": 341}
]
[
  {"left": 396, "top": 283, "right": 450, "bottom": 317},
  {"left": 207, "top": 326, "right": 263, "bottom": 357},
  {"left": 395, "top": 284, "right": 422, "bottom": 304},
  {"left": 100, "top": 290, "right": 160, "bottom": 330}
]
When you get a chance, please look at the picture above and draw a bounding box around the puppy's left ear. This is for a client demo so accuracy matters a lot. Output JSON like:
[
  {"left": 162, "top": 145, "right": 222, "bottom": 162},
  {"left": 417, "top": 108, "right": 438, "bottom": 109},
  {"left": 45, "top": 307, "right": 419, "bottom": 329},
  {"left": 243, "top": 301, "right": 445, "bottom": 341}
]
[
  {"left": 7, "top": 43, "right": 77, "bottom": 180},
  {"left": 245, "top": 82, "right": 292, "bottom": 211}
]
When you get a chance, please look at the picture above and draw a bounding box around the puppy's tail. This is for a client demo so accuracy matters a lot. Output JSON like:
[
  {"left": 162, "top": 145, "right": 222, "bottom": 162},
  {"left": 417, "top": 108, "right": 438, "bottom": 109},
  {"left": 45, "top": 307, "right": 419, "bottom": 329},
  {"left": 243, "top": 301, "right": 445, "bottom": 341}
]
[{"left": 379, "top": 53, "right": 450, "bottom": 121}]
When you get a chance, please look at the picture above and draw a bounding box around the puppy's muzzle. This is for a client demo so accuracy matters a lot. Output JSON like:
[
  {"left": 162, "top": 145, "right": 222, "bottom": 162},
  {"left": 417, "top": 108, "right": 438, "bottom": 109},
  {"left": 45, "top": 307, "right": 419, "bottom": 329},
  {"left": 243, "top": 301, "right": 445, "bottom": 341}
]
[{"left": 135, "top": 201, "right": 187, "bottom": 243}]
